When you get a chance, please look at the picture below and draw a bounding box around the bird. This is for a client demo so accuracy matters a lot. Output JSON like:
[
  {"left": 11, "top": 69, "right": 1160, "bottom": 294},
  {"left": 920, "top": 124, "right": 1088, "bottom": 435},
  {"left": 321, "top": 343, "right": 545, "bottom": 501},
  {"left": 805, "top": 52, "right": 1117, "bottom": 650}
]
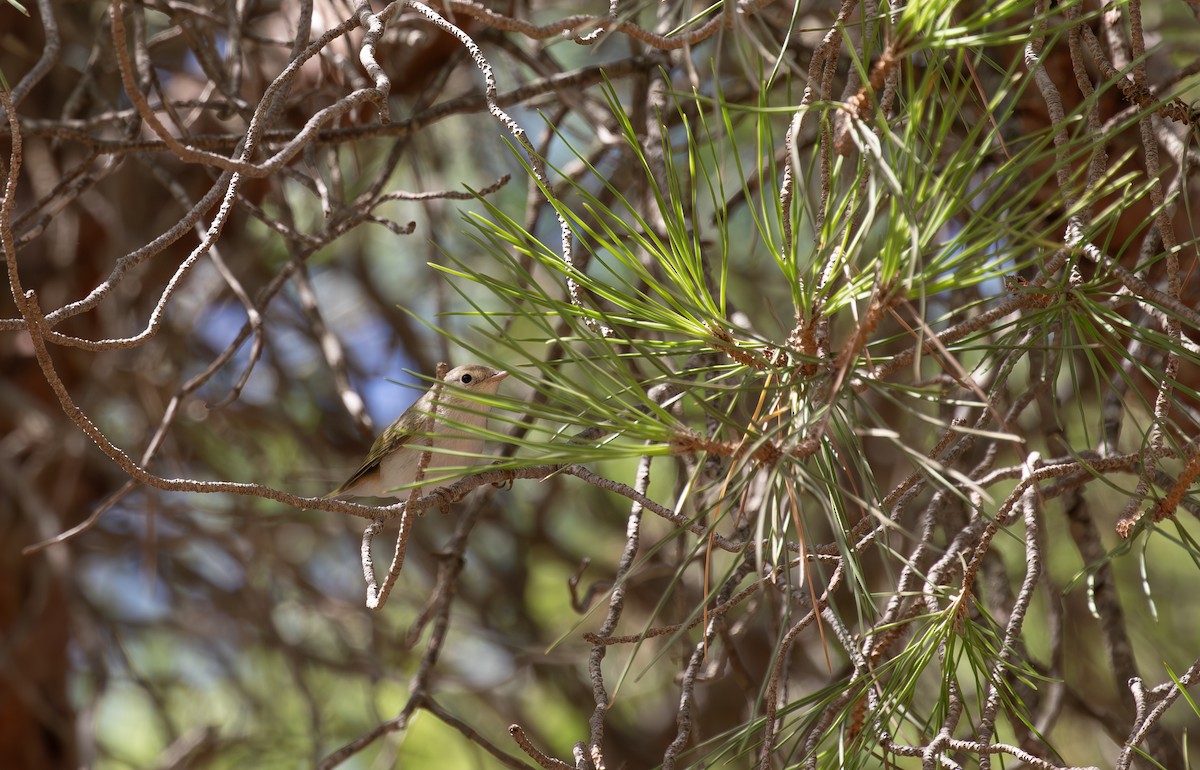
[{"left": 325, "top": 364, "right": 509, "bottom": 499}]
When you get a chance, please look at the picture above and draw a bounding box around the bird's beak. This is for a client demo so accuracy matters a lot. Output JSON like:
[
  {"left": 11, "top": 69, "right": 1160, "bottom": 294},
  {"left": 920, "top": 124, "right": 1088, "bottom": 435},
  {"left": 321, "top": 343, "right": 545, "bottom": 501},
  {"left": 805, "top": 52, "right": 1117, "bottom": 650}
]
[{"left": 492, "top": 370, "right": 510, "bottom": 382}]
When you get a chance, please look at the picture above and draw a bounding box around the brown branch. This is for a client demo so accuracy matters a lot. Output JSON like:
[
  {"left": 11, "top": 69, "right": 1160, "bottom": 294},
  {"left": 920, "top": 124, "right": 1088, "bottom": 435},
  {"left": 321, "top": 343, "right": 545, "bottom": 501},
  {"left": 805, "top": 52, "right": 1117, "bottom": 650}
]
[{"left": 508, "top": 725, "right": 573, "bottom": 770}]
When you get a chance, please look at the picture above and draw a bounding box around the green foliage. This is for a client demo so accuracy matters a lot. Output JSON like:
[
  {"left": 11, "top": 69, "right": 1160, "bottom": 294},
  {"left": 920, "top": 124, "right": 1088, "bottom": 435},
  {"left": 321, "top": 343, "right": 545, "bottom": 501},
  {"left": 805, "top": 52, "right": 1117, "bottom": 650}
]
[
  {"left": 426, "top": 2, "right": 1200, "bottom": 765},
  {"left": 8, "top": 0, "right": 1200, "bottom": 768}
]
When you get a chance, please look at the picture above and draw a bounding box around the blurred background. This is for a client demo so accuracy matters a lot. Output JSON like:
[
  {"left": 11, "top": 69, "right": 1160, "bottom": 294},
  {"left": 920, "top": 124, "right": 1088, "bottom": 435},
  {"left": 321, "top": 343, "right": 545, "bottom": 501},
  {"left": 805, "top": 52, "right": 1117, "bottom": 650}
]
[{"left": 4, "top": 1, "right": 1200, "bottom": 768}]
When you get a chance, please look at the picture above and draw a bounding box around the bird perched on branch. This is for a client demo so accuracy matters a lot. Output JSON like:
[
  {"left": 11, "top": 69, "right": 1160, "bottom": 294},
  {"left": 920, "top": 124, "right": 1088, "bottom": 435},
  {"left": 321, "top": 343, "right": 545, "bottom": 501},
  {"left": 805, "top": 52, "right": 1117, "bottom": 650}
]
[{"left": 325, "top": 364, "right": 508, "bottom": 499}]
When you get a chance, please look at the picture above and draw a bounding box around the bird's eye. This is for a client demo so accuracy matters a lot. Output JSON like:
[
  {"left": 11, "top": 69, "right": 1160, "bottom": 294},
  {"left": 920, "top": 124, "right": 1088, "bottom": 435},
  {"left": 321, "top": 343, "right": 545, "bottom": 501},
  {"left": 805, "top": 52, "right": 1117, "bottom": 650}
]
[{"left": 460, "top": 374, "right": 473, "bottom": 384}]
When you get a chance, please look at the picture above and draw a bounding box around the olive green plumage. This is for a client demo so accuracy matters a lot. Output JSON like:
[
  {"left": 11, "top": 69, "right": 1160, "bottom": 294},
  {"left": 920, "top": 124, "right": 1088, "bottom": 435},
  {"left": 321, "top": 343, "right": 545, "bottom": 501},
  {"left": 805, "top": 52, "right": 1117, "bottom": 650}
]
[{"left": 326, "top": 365, "right": 508, "bottom": 499}]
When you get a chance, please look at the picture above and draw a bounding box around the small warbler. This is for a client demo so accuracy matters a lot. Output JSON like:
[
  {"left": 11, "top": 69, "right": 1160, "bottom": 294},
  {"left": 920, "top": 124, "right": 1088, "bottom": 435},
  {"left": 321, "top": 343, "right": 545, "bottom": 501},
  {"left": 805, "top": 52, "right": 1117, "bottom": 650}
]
[{"left": 325, "top": 364, "right": 508, "bottom": 499}]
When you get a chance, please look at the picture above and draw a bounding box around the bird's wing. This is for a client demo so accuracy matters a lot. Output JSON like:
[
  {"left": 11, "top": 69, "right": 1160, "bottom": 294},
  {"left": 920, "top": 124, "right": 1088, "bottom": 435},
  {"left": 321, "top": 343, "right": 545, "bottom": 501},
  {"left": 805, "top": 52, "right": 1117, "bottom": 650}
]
[{"left": 324, "top": 413, "right": 427, "bottom": 498}]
